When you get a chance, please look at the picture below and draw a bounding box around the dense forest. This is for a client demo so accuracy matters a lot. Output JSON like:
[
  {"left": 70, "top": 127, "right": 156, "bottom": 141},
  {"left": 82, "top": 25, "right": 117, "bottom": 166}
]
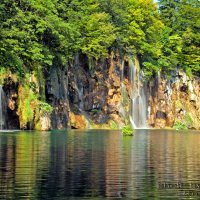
[
  {"left": 1, "top": 0, "right": 199, "bottom": 76},
  {"left": 0, "top": 0, "right": 199, "bottom": 130}
]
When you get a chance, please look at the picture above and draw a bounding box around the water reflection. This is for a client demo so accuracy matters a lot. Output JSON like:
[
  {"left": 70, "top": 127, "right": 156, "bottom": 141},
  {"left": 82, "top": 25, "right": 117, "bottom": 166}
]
[{"left": 0, "top": 129, "right": 200, "bottom": 199}]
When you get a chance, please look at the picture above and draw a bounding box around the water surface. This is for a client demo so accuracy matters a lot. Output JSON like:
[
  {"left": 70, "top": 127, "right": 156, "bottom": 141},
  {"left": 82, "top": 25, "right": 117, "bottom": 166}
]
[{"left": 0, "top": 129, "right": 200, "bottom": 199}]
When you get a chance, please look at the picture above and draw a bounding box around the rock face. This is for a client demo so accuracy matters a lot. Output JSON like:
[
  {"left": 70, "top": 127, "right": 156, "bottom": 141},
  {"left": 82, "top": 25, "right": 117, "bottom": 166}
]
[
  {"left": 148, "top": 71, "right": 200, "bottom": 129},
  {"left": 66, "top": 53, "right": 125, "bottom": 129},
  {"left": 45, "top": 64, "right": 70, "bottom": 129},
  {"left": 69, "top": 112, "right": 87, "bottom": 129},
  {"left": 43, "top": 53, "right": 128, "bottom": 129},
  {"left": 2, "top": 53, "right": 200, "bottom": 130},
  {"left": 3, "top": 77, "right": 20, "bottom": 129},
  {"left": 39, "top": 115, "right": 51, "bottom": 131}
]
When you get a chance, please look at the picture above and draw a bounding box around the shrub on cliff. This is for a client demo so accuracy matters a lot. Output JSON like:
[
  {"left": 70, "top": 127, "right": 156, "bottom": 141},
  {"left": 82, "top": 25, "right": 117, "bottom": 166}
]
[
  {"left": 122, "top": 124, "right": 134, "bottom": 136},
  {"left": 17, "top": 84, "right": 53, "bottom": 130},
  {"left": 17, "top": 85, "right": 37, "bottom": 129},
  {"left": 173, "top": 112, "right": 194, "bottom": 130},
  {"left": 39, "top": 102, "right": 53, "bottom": 116},
  {"left": 173, "top": 121, "right": 187, "bottom": 131}
]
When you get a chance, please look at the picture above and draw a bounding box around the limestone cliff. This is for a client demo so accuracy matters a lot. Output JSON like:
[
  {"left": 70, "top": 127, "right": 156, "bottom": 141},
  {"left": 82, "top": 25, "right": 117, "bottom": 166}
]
[
  {"left": 1, "top": 54, "right": 200, "bottom": 130},
  {"left": 2, "top": 76, "right": 19, "bottom": 129},
  {"left": 148, "top": 71, "right": 200, "bottom": 129},
  {"left": 64, "top": 53, "right": 127, "bottom": 129}
]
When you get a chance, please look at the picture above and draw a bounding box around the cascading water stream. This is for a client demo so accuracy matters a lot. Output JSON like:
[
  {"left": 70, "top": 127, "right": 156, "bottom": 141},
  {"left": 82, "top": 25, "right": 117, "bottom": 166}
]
[
  {"left": 74, "top": 54, "right": 85, "bottom": 112},
  {"left": 120, "top": 58, "right": 148, "bottom": 129},
  {"left": 129, "top": 58, "right": 148, "bottom": 129}
]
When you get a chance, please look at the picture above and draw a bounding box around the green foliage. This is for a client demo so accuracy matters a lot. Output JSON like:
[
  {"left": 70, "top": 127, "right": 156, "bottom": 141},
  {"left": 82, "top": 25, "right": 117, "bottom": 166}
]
[
  {"left": 110, "top": 120, "right": 119, "bottom": 129},
  {"left": 17, "top": 84, "right": 53, "bottom": 129},
  {"left": 90, "top": 109, "right": 99, "bottom": 113},
  {"left": 24, "top": 99, "right": 34, "bottom": 122},
  {"left": 0, "top": 0, "right": 75, "bottom": 74},
  {"left": 173, "top": 112, "right": 193, "bottom": 130},
  {"left": 0, "top": 0, "right": 164, "bottom": 77},
  {"left": 0, "top": 0, "right": 199, "bottom": 84},
  {"left": 159, "top": 0, "right": 200, "bottom": 75},
  {"left": 184, "top": 112, "right": 193, "bottom": 128},
  {"left": 0, "top": 67, "right": 7, "bottom": 84},
  {"left": 39, "top": 102, "right": 53, "bottom": 116},
  {"left": 81, "top": 12, "right": 116, "bottom": 59},
  {"left": 122, "top": 124, "right": 134, "bottom": 136},
  {"left": 173, "top": 121, "right": 187, "bottom": 131},
  {"left": 121, "top": 83, "right": 129, "bottom": 107},
  {"left": 18, "top": 85, "right": 38, "bottom": 129}
]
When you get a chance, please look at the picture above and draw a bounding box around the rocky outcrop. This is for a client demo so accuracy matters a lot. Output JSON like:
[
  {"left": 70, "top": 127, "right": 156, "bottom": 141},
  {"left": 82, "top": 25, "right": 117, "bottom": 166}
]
[
  {"left": 67, "top": 53, "right": 126, "bottom": 129},
  {"left": 39, "top": 115, "right": 51, "bottom": 131},
  {"left": 43, "top": 52, "right": 128, "bottom": 130},
  {"left": 45, "top": 63, "right": 70, "bottom": 129},
  {"left": 2, "top": 76, "right": 20, "bottom": 129},
  {"left": 148, "top": 71, "right": 200, "bottom": 129},
  {"left": 69, "top": 112, "right": 87, "bottom": 129}
]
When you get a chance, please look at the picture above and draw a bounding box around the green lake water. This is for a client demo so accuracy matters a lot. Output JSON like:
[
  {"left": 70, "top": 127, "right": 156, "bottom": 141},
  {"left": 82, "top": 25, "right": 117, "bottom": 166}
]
[{"left": 0, "top": 129, "right": 200, "bottom": 199}]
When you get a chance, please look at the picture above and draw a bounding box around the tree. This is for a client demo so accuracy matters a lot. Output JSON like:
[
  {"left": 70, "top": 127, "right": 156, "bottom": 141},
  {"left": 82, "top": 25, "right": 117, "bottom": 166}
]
[{"left": 158, "top": 0, "right": 200, "bottom": 75}]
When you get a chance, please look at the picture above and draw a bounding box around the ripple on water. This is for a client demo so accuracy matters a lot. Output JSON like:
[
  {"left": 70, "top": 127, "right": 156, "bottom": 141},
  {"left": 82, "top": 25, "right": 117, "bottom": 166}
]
[{"left": 0, "top": 129, "right": 200, "bottom": 199}]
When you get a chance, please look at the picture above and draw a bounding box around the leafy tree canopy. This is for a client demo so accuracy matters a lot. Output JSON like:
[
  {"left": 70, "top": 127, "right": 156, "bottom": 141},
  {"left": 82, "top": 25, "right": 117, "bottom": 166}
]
[{"left": 0, "top": 0, "right": 199, "bottom": 77}]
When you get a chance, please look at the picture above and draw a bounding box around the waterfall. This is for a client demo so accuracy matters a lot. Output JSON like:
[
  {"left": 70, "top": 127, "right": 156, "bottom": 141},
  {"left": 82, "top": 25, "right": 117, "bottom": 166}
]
[
  {"left": 120, "top": 58, "right": 148, "bottom": 129},
  {"left": 129, "top": 58, "right": 148, "bottom": 129},
  {"left": 74, "top": 54, "right": 84, "bottom": 112},
  {"left": 74, "top": 80, "right": 84, "bottom": 111},
  {"left": 0, "top": 86, "right": 7, "bottom": 130}
]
